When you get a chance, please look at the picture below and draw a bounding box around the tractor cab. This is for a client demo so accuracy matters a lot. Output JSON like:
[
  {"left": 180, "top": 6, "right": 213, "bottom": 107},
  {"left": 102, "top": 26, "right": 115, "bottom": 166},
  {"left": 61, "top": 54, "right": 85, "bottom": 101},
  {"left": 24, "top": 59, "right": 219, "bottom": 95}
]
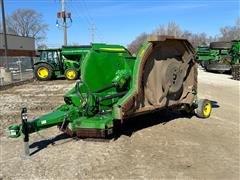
[{"left": 38, "top": 49, "right": 62, "bottom": 69}]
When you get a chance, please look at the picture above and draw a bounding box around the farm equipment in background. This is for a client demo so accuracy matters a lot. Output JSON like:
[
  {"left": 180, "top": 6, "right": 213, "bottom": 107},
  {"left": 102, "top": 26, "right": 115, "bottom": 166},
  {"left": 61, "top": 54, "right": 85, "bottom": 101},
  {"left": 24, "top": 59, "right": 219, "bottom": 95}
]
[
  {"left": 195, "top": 46, "right": 219, "bottom": 68},
  {"left": 230, "top": 40, "right": 240, "bottom": 80},
  {"left": 8, "top": 36, "right": 212, "bottom": 155},
  {"left": 34, "top": 46, "right": 91, "bottom": 80},
  {"left": 196, "top": 40, "right": 240, "bottom": 76}
]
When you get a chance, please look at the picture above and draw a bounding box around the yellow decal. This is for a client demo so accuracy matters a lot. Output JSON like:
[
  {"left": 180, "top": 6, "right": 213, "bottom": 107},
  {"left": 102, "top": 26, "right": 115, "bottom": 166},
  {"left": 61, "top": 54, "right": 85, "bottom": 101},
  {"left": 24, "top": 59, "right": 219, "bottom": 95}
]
[
  {"left": 140, "top": 49, "right": 145, "bottom": 58},
  {"left": 99, "top": 48, "right": 125, "bottom": 51}
]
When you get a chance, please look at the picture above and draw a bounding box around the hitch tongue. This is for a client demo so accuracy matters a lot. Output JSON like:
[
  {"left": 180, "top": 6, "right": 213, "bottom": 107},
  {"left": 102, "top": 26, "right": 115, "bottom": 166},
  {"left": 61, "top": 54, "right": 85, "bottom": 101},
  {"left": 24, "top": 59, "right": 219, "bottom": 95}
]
[{"left": 21, "top": 107, "right": 30, "bottom": 157}]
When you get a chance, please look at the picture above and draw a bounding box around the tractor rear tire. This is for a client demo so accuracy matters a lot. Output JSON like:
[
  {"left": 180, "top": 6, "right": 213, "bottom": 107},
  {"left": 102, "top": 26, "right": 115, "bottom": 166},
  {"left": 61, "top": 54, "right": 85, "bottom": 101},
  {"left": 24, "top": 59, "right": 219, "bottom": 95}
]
[
  {"left": 34, "top": 64, "right": 54, "bottom": 81},
  {"left": 65, "top": 68, "right": 79, "bottom": 80},
  {"left": 195, "top": 99, "right": 212, "bottom": 118},
  {"left": 210, "top": 42, "right": 232, "bottom": 50}
]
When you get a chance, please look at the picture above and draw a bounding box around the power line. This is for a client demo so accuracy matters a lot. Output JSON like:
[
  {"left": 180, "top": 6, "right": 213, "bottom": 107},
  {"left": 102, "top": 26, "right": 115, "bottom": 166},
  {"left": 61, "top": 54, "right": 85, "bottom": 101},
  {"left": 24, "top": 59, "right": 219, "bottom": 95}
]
[
  {"left": 68, "top": 2, "right": 105, "bottom": 43},
  {"left": 81, "top": 0, "right": 94, "bottom": 23},
  {"left": 80, "top": 0, "right": 105, "bottom": 42},
  {"left": 88, "top": 23, "right": 96, "bottom": 43}
]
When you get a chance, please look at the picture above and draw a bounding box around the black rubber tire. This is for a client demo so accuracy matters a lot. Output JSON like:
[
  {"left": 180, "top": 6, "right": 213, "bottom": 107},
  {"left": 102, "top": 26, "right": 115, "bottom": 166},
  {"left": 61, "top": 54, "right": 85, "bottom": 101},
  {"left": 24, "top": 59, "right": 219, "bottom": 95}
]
[
  {"left": 232, "top": 64, "right": 240, "bottom": 80},
  {"left": 206, "top": 63, "right": 231, "bottom": 73},
  {"left": 34, "top": 63, "right": 54, "bottom": 81},
  {"left": 199, "top": 61, "right": 205, "bottom": 67},
  {"left": 202, "top": 60, "right": 209, "bottom": 70},
  {"left": 64, "top": 68, "right": 79, "bottom": 80},
  {"left": 195, "top": 99, "right": 212, "bottom": 118},
  {"left": 210, "top": 42, "right": 232, "bottom": 50},
  {"left": 218, "top": 70, "right": 225, "bottom": 74}
]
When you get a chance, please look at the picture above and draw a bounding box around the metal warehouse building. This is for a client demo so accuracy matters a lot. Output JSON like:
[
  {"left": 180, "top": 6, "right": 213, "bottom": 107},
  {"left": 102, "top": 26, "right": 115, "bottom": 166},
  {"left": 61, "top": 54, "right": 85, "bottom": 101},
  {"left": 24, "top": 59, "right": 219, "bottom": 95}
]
[
  {"left": 0, "top": 33, "right": 36, "bottom": 84},
  {"left": 0, "top": 33, "right": 35, "bottom": 58}
]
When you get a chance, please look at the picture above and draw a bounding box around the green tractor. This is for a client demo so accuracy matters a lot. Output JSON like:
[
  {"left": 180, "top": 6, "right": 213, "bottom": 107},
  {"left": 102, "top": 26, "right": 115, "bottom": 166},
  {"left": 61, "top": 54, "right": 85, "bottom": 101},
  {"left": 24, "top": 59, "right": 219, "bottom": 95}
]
[
  {"left": 34, "top": 46, "right": 91, "bottom": 80},
  {"left": 8, "top": 36, "right": 212, "bottom": 156}
]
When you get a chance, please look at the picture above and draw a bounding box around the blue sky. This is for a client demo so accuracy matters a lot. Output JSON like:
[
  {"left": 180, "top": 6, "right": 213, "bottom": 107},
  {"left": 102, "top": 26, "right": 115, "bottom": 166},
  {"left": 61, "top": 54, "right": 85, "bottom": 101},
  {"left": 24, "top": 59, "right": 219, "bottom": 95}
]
[{"left": 3, "top": 0, "right": 240, "bottom": 47}]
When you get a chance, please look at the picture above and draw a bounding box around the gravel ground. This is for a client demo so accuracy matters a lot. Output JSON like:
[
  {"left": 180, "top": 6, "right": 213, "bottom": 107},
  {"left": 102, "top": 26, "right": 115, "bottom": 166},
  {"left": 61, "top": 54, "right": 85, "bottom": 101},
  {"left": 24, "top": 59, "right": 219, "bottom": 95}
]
[{"left": 0, "top": 68, "right": 239, "bottom": 180}]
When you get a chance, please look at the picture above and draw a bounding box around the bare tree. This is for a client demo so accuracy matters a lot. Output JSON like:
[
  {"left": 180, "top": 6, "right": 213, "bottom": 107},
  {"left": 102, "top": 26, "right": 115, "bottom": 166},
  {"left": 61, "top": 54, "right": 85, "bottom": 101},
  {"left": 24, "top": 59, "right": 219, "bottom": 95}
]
[
  {"left": 128, "top": 18, "right": 240, "bottom": 53},
  {"left": 195, "top": 33, "right": 208, "bottom": 47},
  {"left": 127, "top": 33, "right": 148, "bottom": 55},
  {"left": 37, "top": 44, "right": 48, "bottom": 49},
  {"left": 182, "top": 30, "right": 192, "bottom": 40},
  {"left": 218, "top": 18, "right": 240, "bottom": 41},
  {"left": 153, "top": 22, "right": 209, "bottom": 48},
  {"left": 6, "top": 9, "right": 48, "bottom": 44},
  {"left": 153, "top": 25, "right": 166, "bottom": 35},
  {"left": 167, "top": 21, "right": 183, "bottom": 37},
  {"left": 154, "top": 22, "right": 183, "bottom": 37},
  {"left": 208, "top": 36, "right": 218, "bottom": 43}
]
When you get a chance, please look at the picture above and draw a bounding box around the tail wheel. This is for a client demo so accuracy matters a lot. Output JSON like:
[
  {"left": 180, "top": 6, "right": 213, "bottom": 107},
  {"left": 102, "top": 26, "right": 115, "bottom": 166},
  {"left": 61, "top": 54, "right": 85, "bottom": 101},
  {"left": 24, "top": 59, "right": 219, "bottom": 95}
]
[
  {"left": 34, "top": 64, "right": 53, "bottom": 81},
  {"left": 195, "top": 99, "right": 212, "bottom": 118},
  {"left": 65, "top": 68, "right": 79, "bottom": 80}
]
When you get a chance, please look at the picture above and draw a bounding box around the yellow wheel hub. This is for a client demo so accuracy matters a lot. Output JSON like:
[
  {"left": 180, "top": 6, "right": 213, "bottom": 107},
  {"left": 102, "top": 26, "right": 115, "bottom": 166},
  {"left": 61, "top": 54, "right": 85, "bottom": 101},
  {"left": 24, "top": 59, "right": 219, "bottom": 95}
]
[
  {"left": 66, "top": 70, "right": 76, "bottom": 79},
  {"left": 37, "top": 67, "right": 49, "bottom": 78},
  {"left": 203, "top": 102, "right": 211, "bottom": 117}
]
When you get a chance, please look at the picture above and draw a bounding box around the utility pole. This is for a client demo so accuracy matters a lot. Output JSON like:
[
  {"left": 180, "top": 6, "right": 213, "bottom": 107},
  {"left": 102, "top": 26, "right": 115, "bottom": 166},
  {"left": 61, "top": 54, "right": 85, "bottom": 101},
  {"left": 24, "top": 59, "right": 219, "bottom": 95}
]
[
  {"left": 1, "top": 0, "right": 8, "bottom": 68},
  {"left": 89, "top": 23, "right": 96, "bottom": 43},
  {"left": 62, "top": 0, "right": 67, "bottom": 46},
  {"left": 56, "top": 0, "right": 72, "bottom": 46}
]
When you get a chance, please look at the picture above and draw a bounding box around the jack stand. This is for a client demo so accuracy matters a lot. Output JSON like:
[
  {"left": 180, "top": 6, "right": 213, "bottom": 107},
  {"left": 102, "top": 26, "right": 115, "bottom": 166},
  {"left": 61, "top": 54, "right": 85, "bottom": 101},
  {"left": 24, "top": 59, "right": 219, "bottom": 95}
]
[{"left": 21, "top": 107, "right": 30, "bottom": 159}]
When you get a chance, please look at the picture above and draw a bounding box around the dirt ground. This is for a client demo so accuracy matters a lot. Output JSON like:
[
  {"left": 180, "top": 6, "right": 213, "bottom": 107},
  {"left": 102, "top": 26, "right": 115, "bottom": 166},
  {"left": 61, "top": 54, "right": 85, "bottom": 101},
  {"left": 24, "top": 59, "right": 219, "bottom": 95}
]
[{"left": 0, "top": 68, "right": 239, "bottom": 180}]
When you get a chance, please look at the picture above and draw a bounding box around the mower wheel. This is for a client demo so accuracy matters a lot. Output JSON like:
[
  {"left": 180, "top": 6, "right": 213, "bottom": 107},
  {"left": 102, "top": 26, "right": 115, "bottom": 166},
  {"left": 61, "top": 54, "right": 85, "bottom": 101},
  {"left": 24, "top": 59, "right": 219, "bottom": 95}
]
[
  {"left": 195, "top": 99, "right": 212, "bottom": 118},
  {"left": 34, "top": 64, "right": 53, "bottom": 81},
  {"left": 65, "top": 68, "right": 79, "bottom": 80},
  {"left": 210, "top": 42, "right": 232, "bottom": 50}
]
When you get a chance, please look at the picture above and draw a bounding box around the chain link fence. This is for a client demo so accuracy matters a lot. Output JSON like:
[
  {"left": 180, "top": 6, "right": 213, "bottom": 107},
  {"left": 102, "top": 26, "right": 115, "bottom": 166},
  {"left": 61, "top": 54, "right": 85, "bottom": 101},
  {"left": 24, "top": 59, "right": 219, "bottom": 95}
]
[{"left": 0, "top": 56, "right": 36, "bottom": 86}]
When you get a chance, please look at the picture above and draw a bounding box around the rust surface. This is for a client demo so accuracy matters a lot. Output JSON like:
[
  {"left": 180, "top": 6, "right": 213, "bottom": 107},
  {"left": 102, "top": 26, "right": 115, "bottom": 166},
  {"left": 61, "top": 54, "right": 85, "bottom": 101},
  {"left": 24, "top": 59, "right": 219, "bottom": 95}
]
[
  {"left": 122, "top": 37, "right": 196, "bottom": 119},
  {"left": 76, "top": 128, "right": 106, "bottom": 138}
]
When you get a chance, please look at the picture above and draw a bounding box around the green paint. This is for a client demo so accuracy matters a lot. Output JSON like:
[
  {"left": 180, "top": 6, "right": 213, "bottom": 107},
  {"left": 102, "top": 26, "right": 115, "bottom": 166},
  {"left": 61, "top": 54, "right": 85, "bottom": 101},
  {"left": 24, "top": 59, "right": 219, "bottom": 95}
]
[
  {"left": 9, "top": 43, "right": 135, "bottom": 137},
  {"left": 196, "top": 46, "right": 219, "bottom": 61},
  {"left": 196, "top": 40, "right": 240, "bottom": 69},
  {"left": 8, "top": 39, "right": 199, "bottom": 139},
  {"left": 231, "top": 40, "right": 240, "bottom": 64}
]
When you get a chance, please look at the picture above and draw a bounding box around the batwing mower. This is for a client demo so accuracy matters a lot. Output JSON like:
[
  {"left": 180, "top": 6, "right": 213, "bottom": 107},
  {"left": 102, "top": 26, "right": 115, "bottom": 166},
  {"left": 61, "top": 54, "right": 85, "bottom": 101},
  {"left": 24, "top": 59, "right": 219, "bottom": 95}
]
[{"left": 8, "top": 36, "right": 212, "bottom": 155}]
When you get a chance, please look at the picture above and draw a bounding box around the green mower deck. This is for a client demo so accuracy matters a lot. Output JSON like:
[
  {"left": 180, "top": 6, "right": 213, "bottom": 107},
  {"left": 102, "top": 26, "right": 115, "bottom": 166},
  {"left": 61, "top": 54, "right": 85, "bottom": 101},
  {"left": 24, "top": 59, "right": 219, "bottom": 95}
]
[{"left": 8, "top": 36, "right": 212, "bottom": 156}]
